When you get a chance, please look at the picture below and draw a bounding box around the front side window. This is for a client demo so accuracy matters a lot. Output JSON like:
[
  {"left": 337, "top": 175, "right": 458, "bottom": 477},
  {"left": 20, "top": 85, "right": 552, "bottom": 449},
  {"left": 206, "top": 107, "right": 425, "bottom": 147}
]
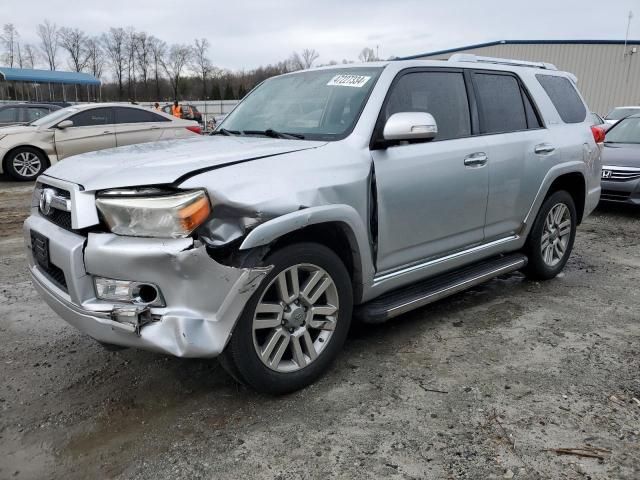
[
  {"left": 474, "top": 73, "right": 528, "bottom": 134},
  {"left": 536, "top": 74, "right": 586, "bottom": 124},
  {"left": 384, "top": 71, "right": 471, "bottom": 141},
  {"left": 0, "top": 107, "right": 18, "bottom": 122},
  {"left": 70, "top": 108, "right": 113, "bottom": 127},
  {"left": 221, "top": 67, "right": 383, "bottom": 140}
]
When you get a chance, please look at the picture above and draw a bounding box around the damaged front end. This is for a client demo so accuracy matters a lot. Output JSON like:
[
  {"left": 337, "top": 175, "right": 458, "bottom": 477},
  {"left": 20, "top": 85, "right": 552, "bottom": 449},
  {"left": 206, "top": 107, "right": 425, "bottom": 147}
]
[{"left": 24, "top": 181, "right": 272, "bottom": 357}]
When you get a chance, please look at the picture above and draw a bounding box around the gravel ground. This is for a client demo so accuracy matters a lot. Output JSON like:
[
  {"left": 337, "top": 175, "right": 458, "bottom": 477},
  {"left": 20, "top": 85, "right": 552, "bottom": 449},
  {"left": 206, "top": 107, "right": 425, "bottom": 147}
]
[{"left": 0, "top": 178, "right": 639, "bottom": 480}]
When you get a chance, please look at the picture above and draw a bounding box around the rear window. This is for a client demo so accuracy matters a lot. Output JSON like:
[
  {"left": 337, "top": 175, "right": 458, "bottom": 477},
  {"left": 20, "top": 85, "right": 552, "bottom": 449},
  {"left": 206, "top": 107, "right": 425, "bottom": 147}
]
[
  {"left": 536, "top": 74, "right": 586, "bottom": 124},
  {"left": 605, "top": 107, "right": 640, "bottom": 121},
  {"left": 115, "top": 107, "right": 169, "bottom": 123}
]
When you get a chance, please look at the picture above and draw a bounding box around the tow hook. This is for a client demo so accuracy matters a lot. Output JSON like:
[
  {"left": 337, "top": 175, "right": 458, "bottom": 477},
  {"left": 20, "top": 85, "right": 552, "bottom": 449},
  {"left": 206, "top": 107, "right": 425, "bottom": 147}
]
[{"left": 110, "top": 306, "right": 152, "bottom": 334}]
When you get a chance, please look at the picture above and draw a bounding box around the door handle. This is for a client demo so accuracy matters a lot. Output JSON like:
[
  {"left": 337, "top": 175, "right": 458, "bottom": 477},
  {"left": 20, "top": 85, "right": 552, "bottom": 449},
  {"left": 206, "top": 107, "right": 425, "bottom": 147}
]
[
  {"left": 103, "top": 130, "right": 112, "bottom": 134},
  {"left": 464, "top": 152, "right": 488, "bottom": 167},
  {"left": 534, "top": 143, "right": 556, "bottom": 154}
]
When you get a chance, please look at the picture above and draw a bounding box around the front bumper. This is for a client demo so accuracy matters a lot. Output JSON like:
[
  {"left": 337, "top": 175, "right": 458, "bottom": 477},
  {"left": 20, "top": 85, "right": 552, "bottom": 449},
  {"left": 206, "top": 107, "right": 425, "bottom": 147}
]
[
  {"left": 600, "top": 178, "right": 640, "bottom": 205},
  {"left": 24, "top": 214, "right": 271, "bottom": 358}
]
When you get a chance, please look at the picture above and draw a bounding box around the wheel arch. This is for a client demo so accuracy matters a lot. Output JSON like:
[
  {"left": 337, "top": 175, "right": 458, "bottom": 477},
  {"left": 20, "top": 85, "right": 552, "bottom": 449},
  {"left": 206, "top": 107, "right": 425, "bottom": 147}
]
[{"left": 239, "top": 205, "right": 375, "bottom": 304}]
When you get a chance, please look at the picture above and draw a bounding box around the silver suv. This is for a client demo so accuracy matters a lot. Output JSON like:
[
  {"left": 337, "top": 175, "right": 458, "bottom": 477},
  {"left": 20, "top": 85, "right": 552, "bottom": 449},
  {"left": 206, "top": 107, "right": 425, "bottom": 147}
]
[{"left": 25, "top": 55, "right": 601, "bottom": 394}]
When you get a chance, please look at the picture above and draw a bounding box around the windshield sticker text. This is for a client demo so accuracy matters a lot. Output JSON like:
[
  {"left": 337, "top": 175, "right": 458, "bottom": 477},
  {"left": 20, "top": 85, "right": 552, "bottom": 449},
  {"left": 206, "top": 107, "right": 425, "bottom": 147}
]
[{"left": 327, "top": 74, "right": 371, "bottom": 88}]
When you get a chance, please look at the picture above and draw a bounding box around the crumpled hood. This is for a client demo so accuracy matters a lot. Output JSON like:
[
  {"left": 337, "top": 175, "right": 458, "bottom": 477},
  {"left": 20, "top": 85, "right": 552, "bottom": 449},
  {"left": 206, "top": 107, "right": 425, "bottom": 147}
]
[
  {"left": 44, "top": 135, "right": 326, "bottom": 191},
  {"left": 601, "top": 143, "right": 640, "bottom": 168}
]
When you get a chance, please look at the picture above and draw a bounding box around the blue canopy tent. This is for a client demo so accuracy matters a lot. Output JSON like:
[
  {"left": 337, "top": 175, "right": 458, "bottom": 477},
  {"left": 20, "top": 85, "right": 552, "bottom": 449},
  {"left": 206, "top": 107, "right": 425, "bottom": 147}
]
[{"left": 0, "top": 67, "right": 101, "bottom": 102}]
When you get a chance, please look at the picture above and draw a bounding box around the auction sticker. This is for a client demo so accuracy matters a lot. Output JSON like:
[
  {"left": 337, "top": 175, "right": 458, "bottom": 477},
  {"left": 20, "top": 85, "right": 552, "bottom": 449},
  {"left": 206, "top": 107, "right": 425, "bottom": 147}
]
[{"left": 327, "top": 74, "right": 371, "bottom": 88}]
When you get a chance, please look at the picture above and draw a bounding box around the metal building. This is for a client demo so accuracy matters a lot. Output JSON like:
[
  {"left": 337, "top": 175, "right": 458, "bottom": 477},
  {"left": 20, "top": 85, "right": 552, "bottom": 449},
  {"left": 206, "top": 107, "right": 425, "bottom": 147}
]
[{"left": 402, "top": 40, "right": 640, "bottom": 115}]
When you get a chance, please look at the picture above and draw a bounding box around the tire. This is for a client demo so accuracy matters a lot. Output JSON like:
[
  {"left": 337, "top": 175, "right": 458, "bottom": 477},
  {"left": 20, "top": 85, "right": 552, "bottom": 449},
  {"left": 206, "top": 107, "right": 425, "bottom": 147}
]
[
  {"left": 219, "top": 242, "right": 353, "bottom": 394},
  {"left": 523, "top": 190, "right": 577, "bottom": 280},
  {"left": 5, "top": 147, "right": 47, "bottom": 181}
]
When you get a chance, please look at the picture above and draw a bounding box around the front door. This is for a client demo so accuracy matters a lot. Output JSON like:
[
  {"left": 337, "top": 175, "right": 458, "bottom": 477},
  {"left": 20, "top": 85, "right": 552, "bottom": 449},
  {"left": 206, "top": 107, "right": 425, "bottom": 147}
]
[
  {"left": 371, "top": 69, "right": 489, "bottom": 273},
  {"left": 54, "top": 107, "right": 116, "bottom": 159}
]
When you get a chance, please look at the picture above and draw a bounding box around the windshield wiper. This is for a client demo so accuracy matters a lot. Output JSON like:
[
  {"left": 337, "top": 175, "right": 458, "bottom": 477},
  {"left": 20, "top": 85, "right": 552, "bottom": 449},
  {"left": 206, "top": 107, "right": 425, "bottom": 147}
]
[
  {"left": 243, "top": 129, "right": 305, "bottom": 140},
  {"left": 210, "top": 128, "right": 242, "bottom": 136}
]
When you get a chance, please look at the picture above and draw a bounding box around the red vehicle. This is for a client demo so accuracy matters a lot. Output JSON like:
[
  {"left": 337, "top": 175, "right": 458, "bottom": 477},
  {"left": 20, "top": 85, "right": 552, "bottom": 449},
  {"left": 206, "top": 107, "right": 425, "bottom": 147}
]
[{"left": 162, "top": 104, "right": 203, "bottom": 124}]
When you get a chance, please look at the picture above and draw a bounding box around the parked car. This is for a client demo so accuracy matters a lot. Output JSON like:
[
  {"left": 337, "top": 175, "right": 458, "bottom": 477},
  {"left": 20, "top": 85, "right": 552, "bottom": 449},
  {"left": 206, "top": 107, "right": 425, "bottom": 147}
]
[
  {"left": 25, "top": 55, "right": 601, "bottom": 394},
  {"left": 0, "top": 103, "right": 61, "bottom": 127},
  {"left": 599, "top": 113, "right": 640, "bottom": 205},
  {"left": 591, "top": 112, "right": 605, "bottom": 125},
  {"left": 162, "top": 103, "right": 203, "bottom": 124},
  {"left": 604, "top": 106, "right": 640, "bottom": 126},
  {"left": 0, "top": 103, "right": 201, "bottom": 180}
]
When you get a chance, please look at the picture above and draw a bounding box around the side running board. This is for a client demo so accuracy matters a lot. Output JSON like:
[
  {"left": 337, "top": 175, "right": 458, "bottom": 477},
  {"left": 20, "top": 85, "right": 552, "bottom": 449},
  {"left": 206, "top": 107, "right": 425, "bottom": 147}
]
[{"left": 357, "top": 253, "right": 527, "bottom": 324}]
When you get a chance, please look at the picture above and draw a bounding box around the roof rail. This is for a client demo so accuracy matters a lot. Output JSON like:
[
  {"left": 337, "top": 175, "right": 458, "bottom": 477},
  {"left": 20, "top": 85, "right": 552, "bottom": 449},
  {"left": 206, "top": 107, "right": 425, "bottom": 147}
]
[{"left": 448, "top": 53, "right": 558, "bottom": 71}]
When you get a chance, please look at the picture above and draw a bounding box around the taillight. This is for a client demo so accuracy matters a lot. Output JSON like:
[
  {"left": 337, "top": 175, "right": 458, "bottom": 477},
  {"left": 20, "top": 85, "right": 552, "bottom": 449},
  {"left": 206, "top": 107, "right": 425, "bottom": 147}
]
[
  {"left": 186, "top": 125, "right": 202, "bottom": 135},
  {"left": 591, "top": 125, "right": 605, "bottom": 144}
]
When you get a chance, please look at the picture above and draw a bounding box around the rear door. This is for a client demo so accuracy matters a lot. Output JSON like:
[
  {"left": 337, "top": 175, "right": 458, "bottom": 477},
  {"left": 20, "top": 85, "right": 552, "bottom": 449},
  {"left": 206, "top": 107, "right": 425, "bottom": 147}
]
[
  {"left": 371, "top": 68, "right": 490, "bottom": 272},
  {"left": 54, "top": 107, "right": 116, "bottom": 159},
  {"left": 114, "top": 107, "right": 171, "bottom": 147},
  {"left": 471, "top": 70, "right": 558, "bottom": 241}
]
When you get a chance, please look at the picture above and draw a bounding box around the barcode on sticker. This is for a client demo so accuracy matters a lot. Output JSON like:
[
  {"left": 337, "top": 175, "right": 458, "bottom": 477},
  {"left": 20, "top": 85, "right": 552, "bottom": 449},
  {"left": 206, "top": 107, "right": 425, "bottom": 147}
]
[{"left": 327, "top": 74, "right": 371, "bottom": 88}]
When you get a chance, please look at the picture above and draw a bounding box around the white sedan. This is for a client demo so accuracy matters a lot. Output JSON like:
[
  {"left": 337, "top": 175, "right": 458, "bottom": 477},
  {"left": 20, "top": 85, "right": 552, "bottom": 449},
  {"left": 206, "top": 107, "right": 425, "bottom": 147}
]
[{"left": 0, "top": 103, "right": 201, "bottom": 181}]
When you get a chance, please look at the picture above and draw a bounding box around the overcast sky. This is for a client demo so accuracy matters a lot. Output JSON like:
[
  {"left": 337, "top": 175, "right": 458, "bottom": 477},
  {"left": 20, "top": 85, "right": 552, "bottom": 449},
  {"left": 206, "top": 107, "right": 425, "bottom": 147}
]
[{"left": 1, "top": 0, "right": 637, "bottom": 71}]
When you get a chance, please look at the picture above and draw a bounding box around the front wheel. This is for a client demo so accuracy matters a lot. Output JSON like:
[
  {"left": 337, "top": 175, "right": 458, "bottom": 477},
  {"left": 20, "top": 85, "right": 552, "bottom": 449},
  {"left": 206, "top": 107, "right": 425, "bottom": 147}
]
[
  {"left": 523, "top": 190, "right": 577, "bottom": 280},
  {"left": 219, "top": 242, "right": 353, "bottom": 394},
  {"left": 5, "top": 147, "right": 47, "bottom": 181}
]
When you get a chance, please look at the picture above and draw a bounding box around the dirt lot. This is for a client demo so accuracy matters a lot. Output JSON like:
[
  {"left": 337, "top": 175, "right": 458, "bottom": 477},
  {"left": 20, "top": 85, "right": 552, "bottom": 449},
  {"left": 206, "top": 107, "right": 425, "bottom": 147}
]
[{"left": 0, "top": 177, "right": 638, "bottom": 480}]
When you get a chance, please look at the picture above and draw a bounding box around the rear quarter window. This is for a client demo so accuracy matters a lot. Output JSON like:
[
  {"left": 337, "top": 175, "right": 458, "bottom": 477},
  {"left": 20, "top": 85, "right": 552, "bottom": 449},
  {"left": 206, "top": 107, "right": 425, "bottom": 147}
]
[{"left": 536, "top": 74, "right": 586, "bottom": 124}]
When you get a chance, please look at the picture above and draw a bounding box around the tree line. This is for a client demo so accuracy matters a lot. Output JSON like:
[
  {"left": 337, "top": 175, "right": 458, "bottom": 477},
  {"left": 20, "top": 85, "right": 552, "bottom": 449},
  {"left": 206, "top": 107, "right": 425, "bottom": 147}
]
[{"left": 0, "top": 21, "right": 382, "bottom": 102}]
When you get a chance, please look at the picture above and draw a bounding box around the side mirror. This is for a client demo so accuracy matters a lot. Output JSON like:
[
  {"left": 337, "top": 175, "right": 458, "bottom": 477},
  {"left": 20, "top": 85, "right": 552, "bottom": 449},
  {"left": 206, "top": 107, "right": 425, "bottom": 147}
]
[
  {"left": 382, "top": 112, "right": 437, "bottom": 143},
  {"left": 57, "top": 120, "right": 74, "bottom": 129}
]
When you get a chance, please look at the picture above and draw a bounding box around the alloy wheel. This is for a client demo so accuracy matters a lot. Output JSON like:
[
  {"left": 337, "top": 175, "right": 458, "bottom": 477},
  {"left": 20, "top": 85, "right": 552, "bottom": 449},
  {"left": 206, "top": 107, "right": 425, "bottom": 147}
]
[
  {"left": 12, "top": 152, "right": 42, "bottom": 178},
  {"left": 252, "top": 263, "right": 339, "bottom": 373},
  {"left": 541, "top": 203, "right": 572, "bottom": 267}
]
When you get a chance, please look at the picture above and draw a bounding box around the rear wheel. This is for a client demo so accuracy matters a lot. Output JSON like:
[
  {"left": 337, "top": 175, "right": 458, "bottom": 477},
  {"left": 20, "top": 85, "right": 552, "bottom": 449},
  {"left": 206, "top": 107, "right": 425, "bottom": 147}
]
[
  {"left": 5, "top": 147, "right": 47, "bottom": 181},
  {"left": 220, "top": 242, "right": 353, "bottom": 394},
  {"left": 523, "top": 190, "right": 577, "bottom": 280}
]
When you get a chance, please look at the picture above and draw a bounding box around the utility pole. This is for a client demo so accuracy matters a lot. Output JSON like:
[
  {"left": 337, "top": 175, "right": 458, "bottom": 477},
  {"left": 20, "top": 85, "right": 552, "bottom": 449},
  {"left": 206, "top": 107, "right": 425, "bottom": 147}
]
[{"left": 623, "top": 10, "right": 633, "bottom": 57}]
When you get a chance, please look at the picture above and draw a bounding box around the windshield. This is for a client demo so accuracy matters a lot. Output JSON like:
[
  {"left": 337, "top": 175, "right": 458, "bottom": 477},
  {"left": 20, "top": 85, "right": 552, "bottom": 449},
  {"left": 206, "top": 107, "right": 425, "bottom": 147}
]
[
  {"left": 605, "top": 116, "right": 640, "bottom": 144},
  {"left": 605, "top": 107, "right": 640, "bottom": 121},
  {"left": 220, "top": 67, "right": 383, "bottom": 140},
  {"left": 29, "top": 106, "right": 78, "bottom": 126}
]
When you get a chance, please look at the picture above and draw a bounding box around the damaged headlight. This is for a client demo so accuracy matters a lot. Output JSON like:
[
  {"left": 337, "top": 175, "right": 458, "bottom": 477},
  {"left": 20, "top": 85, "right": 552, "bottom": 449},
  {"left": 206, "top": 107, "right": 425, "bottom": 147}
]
[{"left": 95, "top": 189, "right": 211, "bottom": 238}]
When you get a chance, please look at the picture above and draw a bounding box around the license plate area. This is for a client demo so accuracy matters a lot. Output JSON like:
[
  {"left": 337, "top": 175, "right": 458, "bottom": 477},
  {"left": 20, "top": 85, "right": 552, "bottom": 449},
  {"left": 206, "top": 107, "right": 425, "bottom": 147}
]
[{"left": 31, "top": 230, "right": 50, "bottom": 270}]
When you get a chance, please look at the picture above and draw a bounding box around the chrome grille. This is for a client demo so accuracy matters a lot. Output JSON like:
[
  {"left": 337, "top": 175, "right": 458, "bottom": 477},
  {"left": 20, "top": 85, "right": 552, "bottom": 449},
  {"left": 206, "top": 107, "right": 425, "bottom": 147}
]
[
  {"left": 36, "top": 184, "right": 74, "bottom": 231},
  {"left": 602, "top": 166, "right": 640, "bottom": 181}
]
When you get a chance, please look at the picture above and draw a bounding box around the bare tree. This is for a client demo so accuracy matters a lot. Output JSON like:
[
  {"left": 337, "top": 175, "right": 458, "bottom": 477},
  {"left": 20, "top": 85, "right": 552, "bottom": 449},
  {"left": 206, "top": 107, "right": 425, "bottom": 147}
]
[
  {"left": 85, "top": 37, "right": 104, "bottom": 79},
  {"left": 358, "top": 47, "right": 377, "bottom": 62},
  {"left": 1, "top": 24, "right": 18, "bottom": 68},
  {"left": 149, "top": 36, "right": 166, "bottom": 100},
  {"left": 124, "top": 27, "right": 137, "bottom": 100},
  {"left": 37, "top": 20, "right": 59, "bottom": 70},
  {"left": 102, "top": 27, "right": 126, "bottom": 99},
  {"left": 161, "top": 44, "right": 192, "bottom": 99},
  {"left": 286, "top": 52, "right": 304, "bottom": 72},
  {"left": 135, "top": 31, "right": 152, "bottom": 99},
  {"left": 192, "top": 38, "right": 212, "bottom": 99},
  {"left": 23, "top": 44, "right": 38, "bottom": 69},
  {"left": 59, "top": 27, "right": 89, "bottom": 72},
  {"left": 300, "top": 48, "right": 319, "bottom": 69}
]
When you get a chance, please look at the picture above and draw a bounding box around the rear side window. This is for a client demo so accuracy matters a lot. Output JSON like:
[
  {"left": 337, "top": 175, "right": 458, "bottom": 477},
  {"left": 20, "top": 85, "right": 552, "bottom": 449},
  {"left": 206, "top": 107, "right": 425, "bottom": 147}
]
[
  {"left": 70, "top": 108, "right": 114, "bottom": 127},
  {"left": 536, "top": 74, "right": 586, "bottom": 123},
  {"left": 115, "top": 107, "right": 170, "bottom": 123},
  {"left": 473, "top": 73, "right": 528, "bottom": 134},
  {"left": 384, "top": 71, "right": 471, "bottom": 141}
]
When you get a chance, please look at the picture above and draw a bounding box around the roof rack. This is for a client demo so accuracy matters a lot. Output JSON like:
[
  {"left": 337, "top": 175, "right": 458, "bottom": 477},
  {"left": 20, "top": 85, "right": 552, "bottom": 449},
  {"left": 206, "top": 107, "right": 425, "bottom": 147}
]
[{"left": 448, "top": 53, "right": 558, "bottom": 71}]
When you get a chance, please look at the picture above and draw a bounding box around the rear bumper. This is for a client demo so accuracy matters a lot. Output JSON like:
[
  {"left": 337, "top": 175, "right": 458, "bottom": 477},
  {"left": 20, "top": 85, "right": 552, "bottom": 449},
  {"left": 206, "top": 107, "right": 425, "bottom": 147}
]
[{"left": 24, "top": 214, "right": 271, "bottom": 357}]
